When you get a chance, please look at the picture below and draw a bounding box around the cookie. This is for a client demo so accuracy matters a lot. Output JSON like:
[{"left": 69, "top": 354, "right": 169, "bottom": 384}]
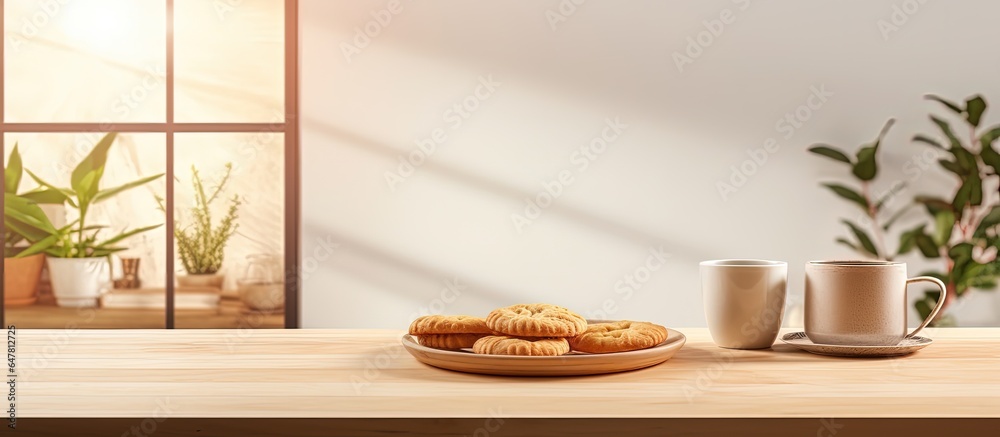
[
  {"left": 486, "top": 304, "right": 587, "bottom": 337},
  {"left": 472, "top": 335, "right": 570, "bottom": 356},
  {"left": 568, "top": 320, "right": 669, "bottom": 354},
  {"left": 416, "top": 333, "right": 488, "bottom": 350},
  {"left": 408, "top": 315, "right": 491, "bottom": 335}
]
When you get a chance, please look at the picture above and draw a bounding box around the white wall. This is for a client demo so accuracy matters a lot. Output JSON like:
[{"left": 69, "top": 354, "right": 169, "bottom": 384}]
[{"left": 299, "top": 0, "right": 1000, "bottom": 329}]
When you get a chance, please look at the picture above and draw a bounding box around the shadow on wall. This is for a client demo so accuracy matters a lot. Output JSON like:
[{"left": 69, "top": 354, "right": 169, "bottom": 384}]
[{"left": 303, "top": 119, "right": 709, "bottom": 257}]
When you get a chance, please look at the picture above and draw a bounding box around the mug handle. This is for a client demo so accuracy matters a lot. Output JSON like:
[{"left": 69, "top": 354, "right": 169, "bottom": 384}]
[{"left": 905, "top": 276, "right": 948, "bottom": 338}]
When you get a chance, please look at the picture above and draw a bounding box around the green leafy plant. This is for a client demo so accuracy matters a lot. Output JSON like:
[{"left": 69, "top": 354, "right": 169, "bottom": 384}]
[
  {"left": 18, "top": 133, "right": 164, "bottom": 259},
  {"left": 161, "top": 163, "right": 241, "bottom": 275},
  {"left": 809, "top": 94, "right": 1000, "bottom": 325},
  {"left": 3, "top": 144, "right": 64, "bottom": 258}
]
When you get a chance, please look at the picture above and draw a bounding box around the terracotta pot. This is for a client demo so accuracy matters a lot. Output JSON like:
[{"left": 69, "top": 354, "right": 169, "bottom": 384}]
[
  {"left": 177, "top": 273, "right": 224, "bottom": 290},
  {"left": 3, "top": 254, "right": 46, "bottom": 306}
]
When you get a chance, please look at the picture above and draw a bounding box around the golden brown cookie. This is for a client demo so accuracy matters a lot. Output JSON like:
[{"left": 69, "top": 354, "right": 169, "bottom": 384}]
[
  {"left": 416, "top": 333, "right": 488, "bottom": 350},
  {"left": 472, "top": 335, "right": 570, "bottom": 356},
  {"left": 568, "top": 320, "right": 669, "bottom": 354},
  {"left": 486, "top": 304, "right": 587, "bottom": 337},
  {"left": 408, "top": 315, "right": 491, "bottom": 335}
]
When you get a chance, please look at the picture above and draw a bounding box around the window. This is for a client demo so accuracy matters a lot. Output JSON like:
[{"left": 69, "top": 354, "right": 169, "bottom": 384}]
[{"left": 1, "top": 0, "right": 300, "bottom": 328}]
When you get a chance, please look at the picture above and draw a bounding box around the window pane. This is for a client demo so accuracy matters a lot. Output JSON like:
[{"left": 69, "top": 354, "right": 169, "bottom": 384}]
[
  {"left": 174, "top": 0, "right": 284, "bottom": 123},
  {"left": 4, "top": 133, "right": 167, "bottom": 328},
  {"left": 173, "top": 132, "right": 284, "bottom": 328},
  {"left": 3, "top": 0, "right": 167, "bottom": 122}
]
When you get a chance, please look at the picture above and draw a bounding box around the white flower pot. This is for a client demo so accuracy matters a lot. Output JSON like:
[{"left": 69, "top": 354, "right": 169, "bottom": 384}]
[{"left": 47, "top": 257, "right": 112, "bottom": 308}]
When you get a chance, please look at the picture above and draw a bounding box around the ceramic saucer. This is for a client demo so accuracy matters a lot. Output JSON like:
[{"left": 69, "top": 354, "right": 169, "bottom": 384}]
[{"left": 780, "top": 332, "right": 932, "bottom": 357}]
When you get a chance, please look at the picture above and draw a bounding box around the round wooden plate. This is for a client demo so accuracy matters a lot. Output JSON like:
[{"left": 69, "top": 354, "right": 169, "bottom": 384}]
[{"left": 401, "top": 327, "right": 686, "bottom": 376}]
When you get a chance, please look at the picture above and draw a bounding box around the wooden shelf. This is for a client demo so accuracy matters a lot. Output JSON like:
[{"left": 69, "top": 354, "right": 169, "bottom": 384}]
[{"left": 5, "top": 297, "right": 282, "bottom": 329}]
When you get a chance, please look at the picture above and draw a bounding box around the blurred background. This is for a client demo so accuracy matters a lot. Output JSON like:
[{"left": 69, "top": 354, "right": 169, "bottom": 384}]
[
  {"left": 300, "top": 0, "right": 1000, "bottom": 328},
  {"left": 3, "top": 0, "right": 285, "bottom": 328}
]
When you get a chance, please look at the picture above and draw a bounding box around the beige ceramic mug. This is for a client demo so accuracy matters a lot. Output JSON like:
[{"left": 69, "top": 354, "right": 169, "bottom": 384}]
[
  {"left": 701, "top": 259, "right": 787, "bottom": 349},
  {"left": 805, "top": 261, "right": 947, "bottom": 346}
]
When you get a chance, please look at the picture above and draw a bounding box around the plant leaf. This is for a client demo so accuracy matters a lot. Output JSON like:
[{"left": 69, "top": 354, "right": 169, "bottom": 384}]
[
  {"left": 20, "top": 188, "right": 69, "bottom": 204},
  {"left": 70, "top": 132, "right": 117, "bottom": 208},
  {"left": 930, "top": 116, "right": 962, "bottom": 150},
  {"left": 4, "top": 193, "right": 57, "bottom": 244},
  {"left": 925, "top": 94, "right": 964, "bottom": 114},
  {"left": 852, "top": 146, "right": 878, "bottom": 181},
  {"left": 95, "top": 224, "right": 162, "bottom": 249},
  {"left": 914, "top": 296, "right": 935, "bottom": 321},
  {"left": 92, "top": 173, "right": 164, "bottom": 204},
  {"left": 952, "top": 146, "right": 977, "bottom": 172},
  {"left": 835, "top": 238, "right": 859, "bottom": 251},
  {"left": 938, "top": 159, "right": 963, "bottom": 175},
  {"left": 953, "top": 171, "right": 983, "bottom": 212},
  {"left": 841, "top": 219, "right": 879, "bottom": 257},
  {"left": 913, "top": 134, "right": 945, "bottom": 150},
  {"left": 15, "top": 220, "right": 78, "bottom": 258},
  {"left": 822, "top": 183, "right": 869, "bottom": 211},
  {"left": 15, "top": 233, "right": 61, "bottom": 258},
  {"left": 980, "top": 125, "right": 1000, "bottom": 145},
  {"left": 933, "top": 210, "right": 955, "bottom": 246},
  {"left": 851, "top": 119, "right": 894, "bottom": 181},
  {"left": 5, "top": 143, "right": 22, "bottom": 194},
  {"left": 883, "top": 204, "right": 912, "bottom": 231},
  {"left": 25, "top": 169, "right": 77, "bottom": 208},
  {"left": 914, "top": 196, "right": 952, "bottom": 216},
  {"left": 965, "top": 95, "right": 987, "bottom": 127},
  {"left": 897, "top": 226, "right": 920, "bottom": 255},
  {"left": 975, "top": 206, "right": 1000, "bottom": 238},
  {"left": 808, "top": 145, "right": 852, "bottom": 164},
  {"left": 915, "top": 233, "right": 940, "bottom": 258},
  {"left": 980, "top": 125, "right": 1000, "bottom": 175}
]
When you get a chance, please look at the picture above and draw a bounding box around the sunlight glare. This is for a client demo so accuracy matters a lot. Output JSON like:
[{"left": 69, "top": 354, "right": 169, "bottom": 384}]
[{"left": 58, "top": 0, "right": 160, "bottom": 60}]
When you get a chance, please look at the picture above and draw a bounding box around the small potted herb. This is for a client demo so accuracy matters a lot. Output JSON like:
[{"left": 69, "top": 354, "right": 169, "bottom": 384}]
[{"left": 165, "top": 163, "right": 241, "bottom": 290}]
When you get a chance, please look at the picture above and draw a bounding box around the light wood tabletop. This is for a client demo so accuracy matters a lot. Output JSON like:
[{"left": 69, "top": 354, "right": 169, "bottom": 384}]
[{"left": 13, "top": 327, "right": 1000, "bottom": 421}]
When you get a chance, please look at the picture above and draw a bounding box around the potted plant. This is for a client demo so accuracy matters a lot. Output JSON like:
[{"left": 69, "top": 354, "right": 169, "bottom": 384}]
[
  {"left": 19, "top": 133, "right": 163, "bottom": 308},
  {"left": 3, "top": 144, "right": 62, "bottom": 306},
  {"left": 163, "top": 163, "right": 241, "bottom": 290},
  {"left": 808, "top": 94, "right": 1000, "bottom": 325}
]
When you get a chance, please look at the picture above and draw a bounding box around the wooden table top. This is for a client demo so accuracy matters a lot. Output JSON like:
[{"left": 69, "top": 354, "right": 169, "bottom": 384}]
[{"left": 15, "top": 327, "right": 1000, "bottom": 418}]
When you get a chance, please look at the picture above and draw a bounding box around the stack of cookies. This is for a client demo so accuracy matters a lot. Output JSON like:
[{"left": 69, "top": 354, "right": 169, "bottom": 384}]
[{"left": 408, "top": 303, "right": 669, "bottom": 356}]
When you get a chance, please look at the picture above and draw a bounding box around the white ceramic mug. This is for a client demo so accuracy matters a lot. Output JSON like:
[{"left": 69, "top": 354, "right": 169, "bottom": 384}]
[
  {"left": 701, "top": 260, "right": 787, "bottom": 349},
  {"left": 805, "top": 261, "right": 947, "bottom": 346}
]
